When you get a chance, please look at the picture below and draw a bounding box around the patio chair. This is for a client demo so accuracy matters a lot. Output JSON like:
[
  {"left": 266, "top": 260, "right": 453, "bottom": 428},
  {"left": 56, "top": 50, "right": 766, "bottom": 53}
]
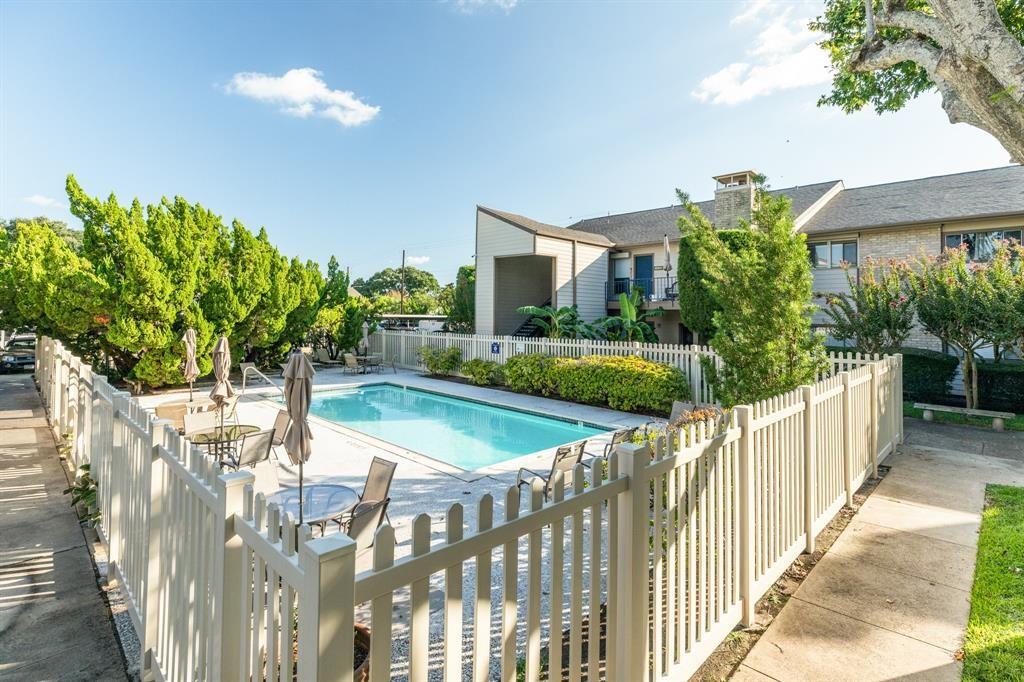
[
  {"left": 313, "top": 348, "right": 344, "bottom": 366},
  {"left": 183, "top": 409, "right": 217, "bottom": 437},
  {"left": 336, "top": 456, "right": 398, "bottom": 530},
  {"left": 516, "top": 441, "right": 587, "bottom": 501},
  {"left": 366, "top": 355, "right": 383, "bottom": 374},
  {"left": 219, "top": 395, "right": 240, "bottom": 424},
  {"left": 601, "top": 427, "right": 638, "bottom": 458},
  {"left": 337, "top": 498, "right": 390, "bottom": 550},
  {"left": 342, "top": 353, "right": 363, "bottom": 375},
  {"left": 219, "top": 429, "right": 274, "bottom": 471},
  {"left": 270, "top": 409, "right": 290, "bottom": 460},
  {"left": 154, "top": 402, "right": 187, "bottom": 431}
]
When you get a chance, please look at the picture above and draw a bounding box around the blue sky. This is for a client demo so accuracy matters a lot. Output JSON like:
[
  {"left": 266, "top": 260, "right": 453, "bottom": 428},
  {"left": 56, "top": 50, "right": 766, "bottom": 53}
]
[{"left": 0, "top": 0, "right": 1011, "bottom": 284}]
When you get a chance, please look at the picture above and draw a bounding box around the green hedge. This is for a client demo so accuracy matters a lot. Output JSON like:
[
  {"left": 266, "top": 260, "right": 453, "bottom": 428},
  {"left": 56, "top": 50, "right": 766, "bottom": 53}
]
[
  {"left": 977, "top": 360, "right": 1024, "bottom": 413},
  {"left": 827, "top": 346, "right": 959, "bottom": 404},
  {"left": 503, "top": 353, "right": 689, "bottom": 415},
  {"left": 461, "top": 358, "right": 505, "bottom": 386}
]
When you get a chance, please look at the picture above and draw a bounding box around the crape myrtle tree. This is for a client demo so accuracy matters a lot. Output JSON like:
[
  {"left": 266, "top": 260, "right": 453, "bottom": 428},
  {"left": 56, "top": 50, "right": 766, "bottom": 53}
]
[
  {"left": 906, "top": 243, "right": 1020, "bottom": 408},
  {"left": 813, "top": 0, "right": 1024, "bottom": 162},
  {"left": 681, "top": 177, "right": 827, "bottom": 407},
  {"left": 310, "top": 296, "right": 378, "bottom": 359},
  {"left": 823, "top": 258, "right": 916, "bottom": 355},
  {"left": 0, "top": 176, "right": 331, "bottom": 391}
]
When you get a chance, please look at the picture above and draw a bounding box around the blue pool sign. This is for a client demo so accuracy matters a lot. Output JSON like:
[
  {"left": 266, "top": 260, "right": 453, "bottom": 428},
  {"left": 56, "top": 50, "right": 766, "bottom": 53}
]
[{"left": 491, "top": 342, "right": 500, "bottom": 354}]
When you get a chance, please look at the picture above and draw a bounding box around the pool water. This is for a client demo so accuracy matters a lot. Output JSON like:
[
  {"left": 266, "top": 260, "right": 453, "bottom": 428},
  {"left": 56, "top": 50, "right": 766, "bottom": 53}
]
[{"left": 307, "top": 384, "right": 609, "bottom": 470}]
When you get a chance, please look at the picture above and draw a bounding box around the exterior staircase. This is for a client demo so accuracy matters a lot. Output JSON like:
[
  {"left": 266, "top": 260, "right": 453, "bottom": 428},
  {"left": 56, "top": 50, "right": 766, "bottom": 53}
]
[{"left": 511, "top": 299, "right": 550, "bottom": 338}]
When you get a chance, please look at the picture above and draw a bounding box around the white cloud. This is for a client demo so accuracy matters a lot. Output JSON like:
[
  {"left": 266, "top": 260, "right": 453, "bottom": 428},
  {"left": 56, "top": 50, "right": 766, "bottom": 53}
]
[
  {"left": 226, "top": 68, "right": 379, "bottom": 127},
  {"left": 405, "top": 255, "right": 430, "bottom": 266},
  {"left": 23, "top": 194, "right": 58, "bottom": 207},
  {"left": 451, "top": 0, "right": 518, "bottom": 14},
  {"left": 693, "top": 4, "right": 830, "bottom": 106}
]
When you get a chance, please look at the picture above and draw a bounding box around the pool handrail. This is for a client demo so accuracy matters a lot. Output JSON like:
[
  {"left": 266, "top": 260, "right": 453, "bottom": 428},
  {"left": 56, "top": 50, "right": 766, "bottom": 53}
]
[{"left": 241, "top": 364, "right": 285, "bottom": 400}]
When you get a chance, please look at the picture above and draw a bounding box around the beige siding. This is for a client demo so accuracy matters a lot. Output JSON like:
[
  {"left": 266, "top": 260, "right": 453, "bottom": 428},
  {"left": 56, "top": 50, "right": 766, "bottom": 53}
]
[
  {"left": 810, "top": 267, "right": 856, "bottom": 324},
  {"left": 475, "top": 210, "right": 536, "bottom": 335},
  {"left": 536, "top": 236, "right": 575, "bottom": 310},
  {"left": 575, "top": 243, "right": 609, "bottom": 322}
]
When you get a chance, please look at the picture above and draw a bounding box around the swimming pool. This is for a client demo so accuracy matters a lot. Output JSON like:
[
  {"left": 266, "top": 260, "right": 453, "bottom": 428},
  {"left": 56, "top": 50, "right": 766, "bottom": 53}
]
[{"left": 307, "top": 384, "right": 609, "bottom": 470}]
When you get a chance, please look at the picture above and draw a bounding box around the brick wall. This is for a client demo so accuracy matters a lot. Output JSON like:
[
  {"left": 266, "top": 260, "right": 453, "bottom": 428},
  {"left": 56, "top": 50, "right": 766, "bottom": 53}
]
[
  {"left": 859, "top": 226, "right": 943, "bottom": 351},
  {"left": 714, "top": 186, "right": 753, "bottom": 230}
]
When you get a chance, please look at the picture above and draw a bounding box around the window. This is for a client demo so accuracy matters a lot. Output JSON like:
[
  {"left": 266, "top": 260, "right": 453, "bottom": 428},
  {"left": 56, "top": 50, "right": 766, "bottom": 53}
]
[
  {"left": 808, "top": 240, "right": 857, "bottom": 269},
  {"left": 944, "top": 229, "right": 1022, "bottom": 261}
]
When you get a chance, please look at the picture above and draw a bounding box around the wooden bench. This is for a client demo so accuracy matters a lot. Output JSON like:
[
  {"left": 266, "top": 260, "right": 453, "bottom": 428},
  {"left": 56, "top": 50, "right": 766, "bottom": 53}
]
[{"left": 913, "top": 403, "right": 1015, "bottom": 432}]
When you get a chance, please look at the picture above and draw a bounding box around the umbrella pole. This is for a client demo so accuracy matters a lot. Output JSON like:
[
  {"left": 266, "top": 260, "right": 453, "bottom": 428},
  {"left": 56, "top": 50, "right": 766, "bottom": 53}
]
[
  {"left": 189, "top": 381, "right": 193, "bottom": 401},
  {"left": 298, "top": 459, "right": 304, "bottom": 526}
]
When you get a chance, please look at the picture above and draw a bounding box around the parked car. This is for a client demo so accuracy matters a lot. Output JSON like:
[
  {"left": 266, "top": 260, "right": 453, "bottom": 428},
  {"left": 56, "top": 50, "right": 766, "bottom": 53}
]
[{"left": 1, "top": 336, "right": 36, "bottom": 373}]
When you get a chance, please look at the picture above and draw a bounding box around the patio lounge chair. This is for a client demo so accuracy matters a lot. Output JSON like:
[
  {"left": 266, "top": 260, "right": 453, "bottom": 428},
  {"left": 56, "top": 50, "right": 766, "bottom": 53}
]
[
  {"left": 313, "top": 349, "right": 344, "bottom": 366},
  {"left": 183, "top": 409, "right": 217, "bottom": 437},
  {"left": 601, "top": 427, "right": 638, "bottom": 458},
  {"left": 516, "top": 441, "right": 587, "bottom": 500},
  {"left": 270, "top": 409, "right": 290, "bottom": 460},
  {"left": 337, "top": 498, "right": 390, "bottom": 550},
  {"left": 343, "top": 353, "right": 363, "bottom": 375},
  {"left": 219, "top": 429, "right": 274, "bottom": 471},
  {"left": 335, "top": 456, "right": 398, "bottom": 529}
]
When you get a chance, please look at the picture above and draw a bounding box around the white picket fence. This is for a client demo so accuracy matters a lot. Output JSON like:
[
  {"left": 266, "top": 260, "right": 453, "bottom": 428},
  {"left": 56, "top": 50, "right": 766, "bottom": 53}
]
[
  {"left": 36, "top": 336, "right": 902, "bottom": 682},
  {"left": 368, "top": 330, "right": 886, "bottom": 407}
]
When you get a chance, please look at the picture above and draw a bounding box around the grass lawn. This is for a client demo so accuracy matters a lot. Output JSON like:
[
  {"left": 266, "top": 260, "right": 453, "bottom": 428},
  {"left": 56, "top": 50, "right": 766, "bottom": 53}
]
[
  {"left": 963, "top": 485, "right": 1024, "bottom": 681},
  {"left": 903, "top": 401, "right": 1024, "bottom": 432}
]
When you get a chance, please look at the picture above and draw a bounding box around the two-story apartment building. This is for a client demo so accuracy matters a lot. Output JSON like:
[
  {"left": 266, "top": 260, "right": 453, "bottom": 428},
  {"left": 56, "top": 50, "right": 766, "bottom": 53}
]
[{"left": 474, "top": 166, "right": 1024, "bottom": 349}]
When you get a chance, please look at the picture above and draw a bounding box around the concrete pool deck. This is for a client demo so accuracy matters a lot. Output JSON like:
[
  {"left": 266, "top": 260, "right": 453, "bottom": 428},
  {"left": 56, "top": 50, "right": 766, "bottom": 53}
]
[{"left": 136, "top": 367, "right": 650, "bottom": 569}]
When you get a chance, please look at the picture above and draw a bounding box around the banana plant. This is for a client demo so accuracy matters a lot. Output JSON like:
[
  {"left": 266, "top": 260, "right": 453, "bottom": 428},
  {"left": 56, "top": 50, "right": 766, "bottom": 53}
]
[
  {"left": 516, "top": 304, "right": 584, "bottom": 339},
  {"left": 617, "top": 287, "right": 663, "bottom": 342}
]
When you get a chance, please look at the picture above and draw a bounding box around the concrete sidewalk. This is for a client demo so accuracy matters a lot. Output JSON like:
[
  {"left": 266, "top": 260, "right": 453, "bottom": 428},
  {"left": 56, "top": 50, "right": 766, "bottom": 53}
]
[
  {"left": 734, "top": 421, "right": 1024, "bottom": 681},
  {"left": 0, "top": 373, "right": 126, "bottom": 680}
]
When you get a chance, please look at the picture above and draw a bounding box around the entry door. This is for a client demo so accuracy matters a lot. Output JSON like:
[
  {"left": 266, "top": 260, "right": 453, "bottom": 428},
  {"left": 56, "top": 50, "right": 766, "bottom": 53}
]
[{"left": 634, "top": 255, "right": 654, "bottom": 297}]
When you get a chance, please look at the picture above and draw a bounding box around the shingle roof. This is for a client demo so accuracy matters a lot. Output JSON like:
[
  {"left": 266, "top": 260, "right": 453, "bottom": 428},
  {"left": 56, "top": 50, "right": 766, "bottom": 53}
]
[
  {"left": 801, "top": 165, "right": 1024, "bottom": 235},
  {"left": 477, "top": 205, "right": 615, "bottom": 246},
  {"left": 566, "top": 181, "right": 841, "bottom": 246}
]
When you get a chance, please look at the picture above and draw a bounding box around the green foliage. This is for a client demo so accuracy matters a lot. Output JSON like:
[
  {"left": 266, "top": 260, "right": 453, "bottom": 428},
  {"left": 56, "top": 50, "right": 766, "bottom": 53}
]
[
  {"left": 461, "top": 358, "right": 504, "bottom": 386},
  {"left": 907, "top": 244, "right": 1021, "bottom": 409},
  {"left": 3, "top": 216, "right": 83, "bottom": 252},
  {"left": 963, "top": 484, "right": 1024, "bottom": 681},
  {"left": 977, "top": 360, "right": 1024, "bottom": 413},
  {"left": 681, "top": 180, "right": 826, "bottom": 407},
  {"left": 310, "top": 297, "right": 377, "bottom": 359},
  {"left": 832, "top": 345, "right": 958, "bottom": 404},
  {"left": 63, "top": 464, "right": 100, "bottom": 523},
  {"left": 320, "top": 255, "right": 350, "bottom": 309},
  {"left": 676, "top": 221, "right": 756, "bottom": 340},
  {"left": 597, "top": 288, "right": 662, "bottom": 342},
  {"left": 517, "top": 304, "right": 586, "bottom": 339},
  {"left": 0, "top": 176, "right": 333, "bottom": 390},
  {"left": 418, "top": 346, "right": 462, "bottom": 376},
  {"left": 503, "top": 353, "right": 688, "bottom": 415},
  {"left": 371, "top": 290, "right": 438, "bottom": 315},
  {"left": 353, "top": 265, "right": 439, "bottom": 298},
  {"left": 446, "top": 265, "right": 476, "bottom": 333},
  {"left": 823, "top": 259, "right": 915, "bottom": 355}
]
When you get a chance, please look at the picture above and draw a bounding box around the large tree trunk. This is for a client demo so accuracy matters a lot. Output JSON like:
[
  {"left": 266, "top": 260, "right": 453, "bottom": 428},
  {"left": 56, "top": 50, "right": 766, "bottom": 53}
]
[{"left": 851, "top": 0, "right": 1024, "bottom": 162}]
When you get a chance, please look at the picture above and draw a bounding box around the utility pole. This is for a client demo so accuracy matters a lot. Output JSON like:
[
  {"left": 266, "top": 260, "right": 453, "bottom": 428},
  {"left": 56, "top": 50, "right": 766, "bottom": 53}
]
[{"left": 400, "top": 249, "right": 406, "bottom": 315}]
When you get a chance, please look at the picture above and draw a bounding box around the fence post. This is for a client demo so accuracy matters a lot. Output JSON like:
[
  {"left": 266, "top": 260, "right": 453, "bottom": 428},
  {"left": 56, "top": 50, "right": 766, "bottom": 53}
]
[
  {"left": 107, "top": 390, "right": 130, "bottom": 573},
  {"left": 735, "top": 405, "right": 757, "bottom": 626},
  {"left": 896, "top": 354, "right": 905, "bottom": 445},
  {"left": 840, "top": 372, "right": 853, "bottom": 506},
  {"left": 298, "top": 533, "right": 357, "bottom": 682},
  {"left": 869, "top": 361, "right": 879, "bottom": 479},
  {"left": 142, "top": 419, "right": 170, "bottom": 674},
  {"left": 613, "top": 443, "right": 649, "bottom": 682},
  {"left": 800, "top": 385, "right": 816, "bottom": 554},
  {"left": 215, "top": 468, "right": 256, "bottom": 682}
]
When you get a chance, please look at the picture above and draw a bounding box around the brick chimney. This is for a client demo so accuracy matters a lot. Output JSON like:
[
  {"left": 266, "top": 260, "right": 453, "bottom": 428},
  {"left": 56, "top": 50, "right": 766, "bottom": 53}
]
[{"left": 713, "top": 170, "right": 757, "bottom": 230}]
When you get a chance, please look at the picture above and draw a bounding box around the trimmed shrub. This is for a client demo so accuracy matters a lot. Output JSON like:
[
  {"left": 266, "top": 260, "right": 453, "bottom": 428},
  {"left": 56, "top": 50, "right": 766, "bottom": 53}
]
[
  {"left": 505, "top": 353, "right": 688, "bottom": 415},
  {"left": 461, "top": 358, "right": 504, "bottom": 386},
  {"left": 829, "top": 346, "right": 958, "bottom": 404},
  {"left": 504, "top": 354, "right": 557, "bottom": 395},
  {"left": 418, "top": 346, "right": 462, "bottom": 376},
  {"left": 977, "top": 360, "right": 1024, "bottom": 413},
  {"left": 677, "top": 228, "right": 758, "bottom": 339}
]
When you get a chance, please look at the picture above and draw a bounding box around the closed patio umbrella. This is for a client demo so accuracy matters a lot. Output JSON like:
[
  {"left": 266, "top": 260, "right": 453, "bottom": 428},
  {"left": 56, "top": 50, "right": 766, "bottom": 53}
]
[
  {"left": 209, "top": 335, "right": 234, "bottom": 434},
  {"left": 359, "top": 320, "right": 370, "bottom": 353},
  {"left": 182, "top": 328, "right": 199, "bottom": 400},
  {"left": 662, "top": 233, "right": 673, "bottom": 273},
  {"left": 283, "top": 350, "right": 316, "bottom": 524}
]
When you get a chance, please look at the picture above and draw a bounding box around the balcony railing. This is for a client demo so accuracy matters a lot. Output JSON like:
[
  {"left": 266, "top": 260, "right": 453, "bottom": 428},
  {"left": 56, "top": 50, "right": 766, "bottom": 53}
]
[{"left": 607, "top": 276, "right": 678, "bottom": 302}]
